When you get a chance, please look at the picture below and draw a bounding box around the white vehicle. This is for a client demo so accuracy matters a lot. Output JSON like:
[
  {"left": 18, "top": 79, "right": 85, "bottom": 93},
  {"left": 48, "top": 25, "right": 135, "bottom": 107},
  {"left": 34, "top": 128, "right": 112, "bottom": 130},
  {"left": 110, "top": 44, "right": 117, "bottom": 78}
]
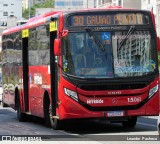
[
  {"left": 0, "top": 83, "right": 2, "bottom": 103},
  {"left": 158, "top": 114, "right": 160, "bottom": 136},
  {"left": 0, "top": 73, "right": 2, "bottom": 103}
]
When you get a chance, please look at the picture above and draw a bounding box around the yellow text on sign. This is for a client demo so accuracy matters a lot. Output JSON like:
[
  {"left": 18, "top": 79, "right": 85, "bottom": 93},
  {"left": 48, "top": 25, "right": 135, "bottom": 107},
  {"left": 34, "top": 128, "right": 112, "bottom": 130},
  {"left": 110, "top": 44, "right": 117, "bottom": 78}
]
[
  {"left": 22, "top": 29, "right": 29, "bottom": 38},
  {"left": 50, "top": 22, "right": 57, "bottom": 32}
]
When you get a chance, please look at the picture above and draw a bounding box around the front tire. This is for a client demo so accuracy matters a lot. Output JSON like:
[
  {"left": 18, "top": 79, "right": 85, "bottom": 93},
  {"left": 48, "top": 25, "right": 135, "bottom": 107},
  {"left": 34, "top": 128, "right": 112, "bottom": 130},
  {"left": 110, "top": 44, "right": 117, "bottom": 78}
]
[
  {"left": 44, "top": 97, "right": 62, "bottom": 130},
  {"left": 122, "top": 116, "right": 137, "bottom": 128}
]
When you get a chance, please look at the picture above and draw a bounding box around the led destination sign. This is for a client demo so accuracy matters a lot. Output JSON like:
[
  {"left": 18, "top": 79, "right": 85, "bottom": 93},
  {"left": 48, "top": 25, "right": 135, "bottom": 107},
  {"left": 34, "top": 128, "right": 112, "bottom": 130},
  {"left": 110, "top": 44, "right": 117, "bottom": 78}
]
[{"left": 68, "top": 13, "right": 149, "bottom": 26}]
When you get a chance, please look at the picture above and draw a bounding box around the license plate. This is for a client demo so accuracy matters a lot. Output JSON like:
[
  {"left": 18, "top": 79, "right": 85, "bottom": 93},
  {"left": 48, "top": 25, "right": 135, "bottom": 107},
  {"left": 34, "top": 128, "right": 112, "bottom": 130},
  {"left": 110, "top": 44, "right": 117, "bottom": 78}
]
[{"left": 107, "top": 111, "right": 124, "bottom": 117}]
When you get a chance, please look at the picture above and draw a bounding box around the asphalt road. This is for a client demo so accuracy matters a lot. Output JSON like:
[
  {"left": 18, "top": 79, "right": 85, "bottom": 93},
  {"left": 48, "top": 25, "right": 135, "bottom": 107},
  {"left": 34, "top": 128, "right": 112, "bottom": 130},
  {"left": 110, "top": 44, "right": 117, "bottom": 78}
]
[{"left": 0, "top": 104, "right": 159, "bottom": 144}]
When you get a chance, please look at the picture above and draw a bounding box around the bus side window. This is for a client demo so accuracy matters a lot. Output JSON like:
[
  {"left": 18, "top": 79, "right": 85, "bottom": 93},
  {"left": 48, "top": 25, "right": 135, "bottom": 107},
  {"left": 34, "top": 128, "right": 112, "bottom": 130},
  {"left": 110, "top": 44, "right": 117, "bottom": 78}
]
[
  {"left": 29, "top": 28, "right": 37, "bottom": 65},
  {"left": 37, "top": 25, "right": 50, "bottom": 65},
  {"left": 2, "top": 36, "right": 7, "bottom": 62}
]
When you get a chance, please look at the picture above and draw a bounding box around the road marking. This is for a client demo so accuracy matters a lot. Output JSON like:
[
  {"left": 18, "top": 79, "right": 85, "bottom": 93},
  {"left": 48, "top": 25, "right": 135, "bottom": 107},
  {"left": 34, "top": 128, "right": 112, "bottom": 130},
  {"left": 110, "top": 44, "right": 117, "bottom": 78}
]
[{"left": 137, "top": 122, "right": 157, "bottom": 128}]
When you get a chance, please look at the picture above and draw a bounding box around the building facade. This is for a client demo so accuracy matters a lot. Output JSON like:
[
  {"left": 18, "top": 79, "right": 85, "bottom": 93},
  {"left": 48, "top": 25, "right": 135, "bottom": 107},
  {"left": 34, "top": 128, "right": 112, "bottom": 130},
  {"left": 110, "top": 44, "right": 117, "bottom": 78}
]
[
  {"left": 22, "top": 0, "right": 33, "bottom": 9},
  {"left": 0, "top": 0, "right": 22, "bottom": 25},
  {"left": 141, "top": 0, "right": 159, "bottom": 36},
  {"left": 157, "top": 0, "right": 160, "bottom": 36},
  {"left": 141, "top": 0, "right": 156, "bottom": 14},
  {"left": 97, "top": 0, "right": 141, "bottom": 9},
  {"left": 54, "top": 0, "right": 96, "bottom": 9},
  {"left": 0, "top": 0, "right": 22, "bottom": 51},
  {"left": 54, "top": 0, "right": 141, "bottom": 10}
]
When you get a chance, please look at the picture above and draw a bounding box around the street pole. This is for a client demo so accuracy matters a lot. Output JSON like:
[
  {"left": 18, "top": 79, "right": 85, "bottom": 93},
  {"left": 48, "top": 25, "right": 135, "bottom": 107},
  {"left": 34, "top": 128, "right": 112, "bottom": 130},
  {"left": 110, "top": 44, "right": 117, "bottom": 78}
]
[{"left": 29, "top": 0, "right": 30, "bottom": 19}]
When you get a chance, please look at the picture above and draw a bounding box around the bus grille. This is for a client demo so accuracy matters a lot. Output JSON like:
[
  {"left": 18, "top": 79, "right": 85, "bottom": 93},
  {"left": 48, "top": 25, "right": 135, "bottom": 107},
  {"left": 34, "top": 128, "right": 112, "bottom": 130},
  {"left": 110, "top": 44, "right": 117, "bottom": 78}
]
[{"left": 79, "top": 83, "right": 147, "bottom": 91}]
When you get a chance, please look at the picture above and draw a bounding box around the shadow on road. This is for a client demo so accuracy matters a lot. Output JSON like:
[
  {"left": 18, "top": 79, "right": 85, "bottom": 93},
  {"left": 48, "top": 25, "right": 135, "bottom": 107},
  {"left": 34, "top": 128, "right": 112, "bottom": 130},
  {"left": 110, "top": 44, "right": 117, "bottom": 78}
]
[
  {"left": 62, "top": 117, "right": 157, "bottom": 135},
  {"left": 0, "top": 106, "right": 157, "bottom": 135}
]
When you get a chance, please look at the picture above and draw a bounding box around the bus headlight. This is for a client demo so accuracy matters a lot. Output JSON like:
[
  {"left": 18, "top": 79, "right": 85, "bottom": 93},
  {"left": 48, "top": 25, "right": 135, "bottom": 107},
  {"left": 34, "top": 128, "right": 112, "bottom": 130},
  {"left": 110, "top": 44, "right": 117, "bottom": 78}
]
[
  {"left": 64, "top": 88, "right": 78, "bottom": 102},
  {"left": 148, "top": 85, "right": 158, "bottom": 99}
]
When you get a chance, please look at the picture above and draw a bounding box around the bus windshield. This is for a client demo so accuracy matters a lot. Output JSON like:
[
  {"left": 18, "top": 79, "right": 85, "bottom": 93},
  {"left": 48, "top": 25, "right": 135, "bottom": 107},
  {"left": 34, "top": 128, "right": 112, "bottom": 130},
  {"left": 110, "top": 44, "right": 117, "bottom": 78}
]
[{"left": 62, "top": 30, "right": 156, "bottom": 78}]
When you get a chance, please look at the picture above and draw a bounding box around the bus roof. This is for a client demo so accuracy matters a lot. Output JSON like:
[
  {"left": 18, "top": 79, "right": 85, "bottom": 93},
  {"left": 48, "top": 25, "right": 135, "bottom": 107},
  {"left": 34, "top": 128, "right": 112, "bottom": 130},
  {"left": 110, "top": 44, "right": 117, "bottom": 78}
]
[
  {"left": 2, "top": 11, "right": 63, "bottom": 35},
  {"left": 2, "top": 6, "right": 152, "bottom": 35}
]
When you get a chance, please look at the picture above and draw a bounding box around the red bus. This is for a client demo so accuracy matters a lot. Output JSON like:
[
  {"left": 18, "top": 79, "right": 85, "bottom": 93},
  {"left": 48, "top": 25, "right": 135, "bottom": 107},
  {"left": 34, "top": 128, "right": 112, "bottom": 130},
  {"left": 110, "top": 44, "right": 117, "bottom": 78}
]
[{"left": 1, "top": 7, "right": 159, "bottom": 129}]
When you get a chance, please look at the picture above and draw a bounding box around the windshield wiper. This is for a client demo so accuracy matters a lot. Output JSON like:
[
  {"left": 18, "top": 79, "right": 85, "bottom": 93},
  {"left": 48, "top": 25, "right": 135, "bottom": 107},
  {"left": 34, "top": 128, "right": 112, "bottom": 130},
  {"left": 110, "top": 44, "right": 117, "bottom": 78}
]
[
  {"left": 118, "top": 25, "right": 135, "bottom": 50},
  {"left": 85, "top": 27, "right": 105, "bottom": 51}
]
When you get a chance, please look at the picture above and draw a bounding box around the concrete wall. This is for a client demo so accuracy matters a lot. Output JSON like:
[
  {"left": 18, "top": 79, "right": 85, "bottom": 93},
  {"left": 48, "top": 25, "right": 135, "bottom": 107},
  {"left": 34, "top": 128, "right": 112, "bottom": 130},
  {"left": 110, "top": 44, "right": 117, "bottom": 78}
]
[
  {"left": 122, "top": 0, "right": 141, "bottom": 9},
  {"left": 35, "top": 8, "right": 55, "bottom": 16}
]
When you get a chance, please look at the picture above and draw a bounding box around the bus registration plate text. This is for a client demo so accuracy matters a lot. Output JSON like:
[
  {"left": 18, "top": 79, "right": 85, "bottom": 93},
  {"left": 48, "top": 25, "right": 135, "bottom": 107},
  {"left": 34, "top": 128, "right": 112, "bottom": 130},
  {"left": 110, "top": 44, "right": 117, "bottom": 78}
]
[{"left": 107, "top": 111, "right": 124, "bottom": 117}]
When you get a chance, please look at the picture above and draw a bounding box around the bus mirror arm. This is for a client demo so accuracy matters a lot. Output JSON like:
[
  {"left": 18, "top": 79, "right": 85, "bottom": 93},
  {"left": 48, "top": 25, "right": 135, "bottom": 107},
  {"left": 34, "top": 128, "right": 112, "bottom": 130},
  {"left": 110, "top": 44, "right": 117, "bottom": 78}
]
[
  {"left": 54, "top": 38, "right": 61, "bottom": 56},
  {"left": 61, "top": 30, "right": 68, "bottom": 37}
]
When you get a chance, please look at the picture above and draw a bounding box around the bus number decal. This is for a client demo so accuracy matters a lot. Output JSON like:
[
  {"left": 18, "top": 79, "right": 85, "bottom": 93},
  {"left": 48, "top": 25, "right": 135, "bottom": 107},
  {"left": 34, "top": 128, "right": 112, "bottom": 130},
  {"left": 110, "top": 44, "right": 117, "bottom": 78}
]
[
  {"left": 22, "top": 29, "right": 29, "bottom": 38},
  {"left": 127, "top": 97, "right": 141, "bottom": 103},
  {"left": 73, "top": 16, "right": 84, "bottom": 26},
  {"left": 50, "top": 21, "right": 57, "bottom": 32}
]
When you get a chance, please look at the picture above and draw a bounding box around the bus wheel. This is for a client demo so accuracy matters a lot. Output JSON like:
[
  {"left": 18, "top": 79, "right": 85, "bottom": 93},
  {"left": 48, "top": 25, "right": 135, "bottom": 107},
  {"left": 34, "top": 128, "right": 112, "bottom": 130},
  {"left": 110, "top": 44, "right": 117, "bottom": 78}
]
[
  {"left": 122, "top": 116, "right": 137, "bottom": 128},
  {"left": 44, "top": 99, "right": 62, "bottom": 129},
  {"left": 17, "top": 97, "right": 26, "bottom": 122},
  {"left": 49, "top": 105, "right": 62, "bottom": 130}
]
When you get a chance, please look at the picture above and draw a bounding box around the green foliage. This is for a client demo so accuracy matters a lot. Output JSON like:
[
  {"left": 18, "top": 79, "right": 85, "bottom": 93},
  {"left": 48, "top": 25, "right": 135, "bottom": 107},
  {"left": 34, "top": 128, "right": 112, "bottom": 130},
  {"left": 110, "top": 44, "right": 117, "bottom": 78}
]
[{"left": 22, "top": 0, "right": 54, "bottom": 19}]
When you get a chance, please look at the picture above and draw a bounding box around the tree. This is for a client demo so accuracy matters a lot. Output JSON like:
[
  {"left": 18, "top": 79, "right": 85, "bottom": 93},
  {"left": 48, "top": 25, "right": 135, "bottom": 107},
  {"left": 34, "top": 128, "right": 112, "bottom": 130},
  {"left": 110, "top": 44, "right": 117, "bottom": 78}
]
[{"left": 22, "top": 0, "right": 55, "bottom": 19}]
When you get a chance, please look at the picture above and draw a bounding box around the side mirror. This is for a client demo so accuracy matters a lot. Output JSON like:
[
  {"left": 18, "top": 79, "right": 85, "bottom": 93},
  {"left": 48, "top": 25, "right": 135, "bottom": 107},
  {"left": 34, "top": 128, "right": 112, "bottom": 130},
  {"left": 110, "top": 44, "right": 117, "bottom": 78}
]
[
  {"left": 157, "top": 37, "right": 160, "bottom": 51},
  {"left": 54, "top": 38, "right": 61, "bottom": 56}
]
